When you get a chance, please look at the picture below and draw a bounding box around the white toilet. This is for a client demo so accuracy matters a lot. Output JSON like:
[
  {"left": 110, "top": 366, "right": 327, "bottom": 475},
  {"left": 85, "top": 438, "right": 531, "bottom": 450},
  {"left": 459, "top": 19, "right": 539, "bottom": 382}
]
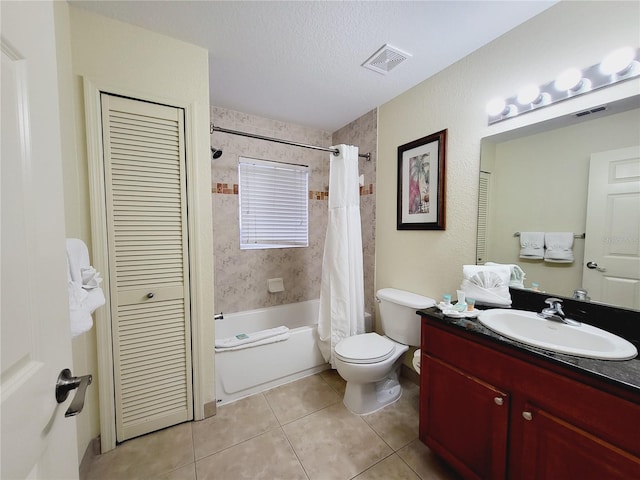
[{"left": 334, "top": 288, "right": 435, "bottom": 415}]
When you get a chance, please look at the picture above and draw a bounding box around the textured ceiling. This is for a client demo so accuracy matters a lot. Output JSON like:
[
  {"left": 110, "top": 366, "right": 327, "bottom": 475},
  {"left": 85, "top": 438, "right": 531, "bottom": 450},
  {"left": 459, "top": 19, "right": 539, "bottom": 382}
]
[{"left": 70, "top": 1, "right": 557, "bottom": 131}]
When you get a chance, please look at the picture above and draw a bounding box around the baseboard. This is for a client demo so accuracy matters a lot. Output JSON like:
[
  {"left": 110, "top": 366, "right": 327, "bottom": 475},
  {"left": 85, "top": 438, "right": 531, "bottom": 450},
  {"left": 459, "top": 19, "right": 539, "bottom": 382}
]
[
  {"left": 400, "top": 364, "right": 420, "bottom": 386},
  {"left": 79, "top": 436, "right": 101, "bottom": 480},
  {"left": 204, "top": 400, "right": 217, "bottom": 418}
]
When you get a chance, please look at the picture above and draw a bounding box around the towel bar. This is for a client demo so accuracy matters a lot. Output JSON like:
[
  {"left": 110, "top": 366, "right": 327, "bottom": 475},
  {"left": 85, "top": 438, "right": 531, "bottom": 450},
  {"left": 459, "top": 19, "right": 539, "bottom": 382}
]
[{"left": 513, "top": 232, "right": 585, "bottom": 239}]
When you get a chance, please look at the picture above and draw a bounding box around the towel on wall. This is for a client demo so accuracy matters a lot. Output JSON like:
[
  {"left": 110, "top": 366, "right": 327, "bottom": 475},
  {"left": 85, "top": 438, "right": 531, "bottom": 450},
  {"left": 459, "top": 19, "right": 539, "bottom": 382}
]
[
  {"left": 519, "top": 232, "right": 544, "bottom": 259},
  {"left": 460, "top": 265, "right": 512, "bottom": 307},
  {"left": 485, "top": 262, "right": 527, "bottom": 289},
  {"left": 67, "top": 239, "right": 105, "bottom": 337},
  {"left": 544, "top": 232, "right": 575, "bottom": 263}
]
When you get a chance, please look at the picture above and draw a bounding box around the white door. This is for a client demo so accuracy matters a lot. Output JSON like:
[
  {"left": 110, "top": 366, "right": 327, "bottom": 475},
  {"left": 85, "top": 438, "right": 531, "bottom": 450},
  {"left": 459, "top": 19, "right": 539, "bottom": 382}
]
[
  {"left": 1, "top": 2, "right": 79, "bottom": 478},
  {"left": 583, "top": 146, "right": 640, "bottom": 310}
]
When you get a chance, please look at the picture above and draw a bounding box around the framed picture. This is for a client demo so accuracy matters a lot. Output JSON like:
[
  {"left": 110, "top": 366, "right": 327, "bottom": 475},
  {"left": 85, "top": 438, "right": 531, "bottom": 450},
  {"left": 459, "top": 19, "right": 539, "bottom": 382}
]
[{"left": 397, "top": 129, "right": 447, "bottom": 230}]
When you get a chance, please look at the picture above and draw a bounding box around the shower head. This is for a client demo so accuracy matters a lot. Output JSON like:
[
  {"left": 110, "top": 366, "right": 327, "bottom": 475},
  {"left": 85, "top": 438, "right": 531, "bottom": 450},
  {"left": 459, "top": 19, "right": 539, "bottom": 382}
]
[{"left": 211, "top": 147, "right": 223, "bottom": 160}]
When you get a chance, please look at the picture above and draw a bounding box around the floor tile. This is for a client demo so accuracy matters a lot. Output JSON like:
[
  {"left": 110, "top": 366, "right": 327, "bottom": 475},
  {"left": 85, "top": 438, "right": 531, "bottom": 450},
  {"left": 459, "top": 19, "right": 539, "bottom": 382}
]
[
  {"left": 362, "top": 379, "right": 420, "bottom": 450},
  {"left": 319, "top": 368, "right": 347, "bottom": 396},
  {"left": 158, "top": 462, "right": 196, "bottom": 480},
  {"left": 192, "top": 393, "right": 279, "bottom": 460},
  {"left": 84, "top": 422, "right": 193, "bottom": 480},
  {"left": 264, "top": 374, "right": 341, "bottom": 424},
  {"left": 195, "top": 429, "right": 307, "bottom": 480},
  {"left": 283, "top": 402, "right": 392, "bottom": 480},
  {"left": 353, "top": 454, "right": 421, "bottom": 480},
  {"left": 397, "top": 439, "right": 462, "bottom": 480}
]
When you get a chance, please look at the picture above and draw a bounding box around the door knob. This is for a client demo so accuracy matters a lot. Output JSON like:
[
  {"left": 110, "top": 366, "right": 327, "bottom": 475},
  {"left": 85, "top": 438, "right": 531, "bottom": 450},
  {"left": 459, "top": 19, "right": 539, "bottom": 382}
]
[
  {"left": 586, "top": 261, "right": 606, "bottom": 272},
  {"left": 55, "top": 368, "right": 92, "bottom": 417}
]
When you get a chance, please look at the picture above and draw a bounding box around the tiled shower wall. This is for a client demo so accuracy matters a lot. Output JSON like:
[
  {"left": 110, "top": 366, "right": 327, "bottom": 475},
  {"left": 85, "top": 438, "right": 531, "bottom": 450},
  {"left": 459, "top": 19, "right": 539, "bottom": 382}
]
[{"left": 210, "top": 106, "right": 377, "bottom": 317}]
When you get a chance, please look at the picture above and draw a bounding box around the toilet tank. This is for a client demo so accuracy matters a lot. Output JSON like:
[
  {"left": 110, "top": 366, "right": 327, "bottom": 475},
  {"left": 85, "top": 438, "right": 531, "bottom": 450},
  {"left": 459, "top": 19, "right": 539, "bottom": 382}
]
[{"left": 377, "top": 288, "right": 435, "bottom": 346}]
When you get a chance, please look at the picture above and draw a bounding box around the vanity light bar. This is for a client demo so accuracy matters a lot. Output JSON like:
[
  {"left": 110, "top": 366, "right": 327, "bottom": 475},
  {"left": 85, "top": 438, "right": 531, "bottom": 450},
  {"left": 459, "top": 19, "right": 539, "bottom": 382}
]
[{"left": 487, "top": 47, "right": 640, "bottom": 125}]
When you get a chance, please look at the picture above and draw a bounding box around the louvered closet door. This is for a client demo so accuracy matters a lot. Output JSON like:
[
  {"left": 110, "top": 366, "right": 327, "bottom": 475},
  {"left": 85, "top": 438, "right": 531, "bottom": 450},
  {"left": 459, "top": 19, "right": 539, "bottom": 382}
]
[{"left": 101, "top": 94, "right": 193, "bottom": 442}]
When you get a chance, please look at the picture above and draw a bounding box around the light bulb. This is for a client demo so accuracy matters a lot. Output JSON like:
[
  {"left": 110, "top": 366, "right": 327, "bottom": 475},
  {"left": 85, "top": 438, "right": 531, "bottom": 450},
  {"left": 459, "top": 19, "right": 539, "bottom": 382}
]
[
  {"left": 486, "top": 98, "right": 506, "bottom": 116},
  {"left": 517, "top": 84, "right": 541, "bottom": 105},
  {"left": 600, "top": 47, "right": 635, "bottom": 75},
  {"left": 554, "top": 68, "right": 583, "bottom": 91}
]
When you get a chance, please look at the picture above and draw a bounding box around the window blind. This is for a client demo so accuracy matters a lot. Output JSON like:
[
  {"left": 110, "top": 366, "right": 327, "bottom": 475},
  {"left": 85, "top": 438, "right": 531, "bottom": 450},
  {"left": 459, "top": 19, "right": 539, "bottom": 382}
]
[
  {"left": 238, "top": 157, "right": 309, "bottom": 249},
  {"left": 477, "top": 171, "right": 490, "bottom": 264}
]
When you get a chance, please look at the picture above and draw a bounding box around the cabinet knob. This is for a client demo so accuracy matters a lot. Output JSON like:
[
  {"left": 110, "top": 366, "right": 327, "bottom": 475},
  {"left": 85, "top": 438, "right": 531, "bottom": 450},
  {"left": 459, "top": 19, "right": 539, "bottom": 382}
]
[
  {"left": 147, "top": 292, "right": 154, "bottom": 299},
  {"left": 522, "top": 411, "right": 533, "bottom": 421},
  {"left": 494, "top": 397, "right": 504, "bottom": 406}
]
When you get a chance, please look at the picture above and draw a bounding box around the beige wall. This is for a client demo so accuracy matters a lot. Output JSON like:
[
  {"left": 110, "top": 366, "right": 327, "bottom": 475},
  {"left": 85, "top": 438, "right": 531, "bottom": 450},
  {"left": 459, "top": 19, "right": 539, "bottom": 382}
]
[
  {"left": 484, "top": 108, "right": 640, "bottom": 297},
  {"left": 376, "top": 1, "right": 640, "bottom": 303},
  {"left": 63, "top": 5, "right": 213, "bottom": 460}
]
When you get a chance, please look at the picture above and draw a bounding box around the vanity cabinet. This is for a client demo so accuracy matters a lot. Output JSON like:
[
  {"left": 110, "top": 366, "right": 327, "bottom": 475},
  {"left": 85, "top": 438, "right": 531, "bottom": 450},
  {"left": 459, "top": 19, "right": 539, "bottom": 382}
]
[{"left": 419, "top": 314, "right": 640, "bottom": 480}]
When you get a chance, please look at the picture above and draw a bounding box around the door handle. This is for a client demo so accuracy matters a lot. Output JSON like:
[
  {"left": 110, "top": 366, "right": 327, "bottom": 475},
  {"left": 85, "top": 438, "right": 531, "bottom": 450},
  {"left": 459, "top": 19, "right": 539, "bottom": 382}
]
[
  {"left": 55, "top": 368, "right": 92, "bottom": 417},
  {"left": 586, "top": 261, "right": 606, "bottom": 272}
]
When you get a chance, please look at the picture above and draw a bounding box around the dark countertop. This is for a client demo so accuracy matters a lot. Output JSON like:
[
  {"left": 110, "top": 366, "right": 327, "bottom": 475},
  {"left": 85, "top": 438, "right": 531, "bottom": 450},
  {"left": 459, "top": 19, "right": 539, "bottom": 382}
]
[{"left": 418, "top": 306, "right": 640, "bottom": 396}]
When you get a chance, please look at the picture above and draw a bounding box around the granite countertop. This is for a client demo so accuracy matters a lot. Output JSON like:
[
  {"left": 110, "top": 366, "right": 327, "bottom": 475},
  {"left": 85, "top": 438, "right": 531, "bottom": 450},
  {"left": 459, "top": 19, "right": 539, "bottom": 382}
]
[{"left": 418, "top": 306, "right": 640, "bottom": 396}]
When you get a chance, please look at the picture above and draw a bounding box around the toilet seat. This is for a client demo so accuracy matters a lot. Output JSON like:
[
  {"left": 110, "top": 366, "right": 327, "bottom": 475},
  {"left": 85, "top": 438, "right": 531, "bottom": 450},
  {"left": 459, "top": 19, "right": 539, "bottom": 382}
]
[{"left": 335, "top": 333, "right": 396, "bottom": 364}]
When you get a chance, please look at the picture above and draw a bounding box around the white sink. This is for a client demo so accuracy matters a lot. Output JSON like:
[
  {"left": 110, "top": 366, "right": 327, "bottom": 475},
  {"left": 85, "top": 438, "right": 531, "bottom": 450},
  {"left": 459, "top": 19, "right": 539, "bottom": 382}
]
[{"left": 477, "top": 309, "right": 637, "bottom": 360}]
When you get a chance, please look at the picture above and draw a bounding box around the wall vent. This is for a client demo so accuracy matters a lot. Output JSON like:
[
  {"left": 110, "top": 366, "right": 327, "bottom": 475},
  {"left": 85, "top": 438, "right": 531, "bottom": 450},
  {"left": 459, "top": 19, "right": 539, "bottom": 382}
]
[{"left": 362, "top": 44, "right": 411, "bottom": 75}]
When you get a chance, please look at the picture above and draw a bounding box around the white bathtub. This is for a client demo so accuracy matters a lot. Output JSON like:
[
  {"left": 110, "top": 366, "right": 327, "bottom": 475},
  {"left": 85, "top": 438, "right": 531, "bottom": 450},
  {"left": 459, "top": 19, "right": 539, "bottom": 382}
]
[{"left": 214, "top": 299, "right": 328, "bottom": 405}]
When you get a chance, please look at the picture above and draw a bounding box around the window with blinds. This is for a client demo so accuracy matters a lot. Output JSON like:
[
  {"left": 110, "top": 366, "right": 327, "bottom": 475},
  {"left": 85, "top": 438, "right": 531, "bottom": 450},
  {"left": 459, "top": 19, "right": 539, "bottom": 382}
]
[{"left": 238, "top": 157, "right": 309, "bottom": 249}]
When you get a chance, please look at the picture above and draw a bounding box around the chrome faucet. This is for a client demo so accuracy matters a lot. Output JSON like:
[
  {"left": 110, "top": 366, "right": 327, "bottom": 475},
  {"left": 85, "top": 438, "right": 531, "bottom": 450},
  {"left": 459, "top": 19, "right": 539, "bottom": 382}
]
[{"left": 538, "top": 298, "right": 581, "bottom": 326}]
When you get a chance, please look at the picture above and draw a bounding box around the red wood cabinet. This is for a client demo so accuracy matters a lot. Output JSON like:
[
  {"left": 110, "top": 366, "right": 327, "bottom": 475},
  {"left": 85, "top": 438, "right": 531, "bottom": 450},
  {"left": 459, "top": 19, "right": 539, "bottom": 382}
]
[
  {"left": 419, "top": 315, "right": 640, "bottom": 480},
  {"left": 421, "top": 357, "right": 509, "bottom": 479}
]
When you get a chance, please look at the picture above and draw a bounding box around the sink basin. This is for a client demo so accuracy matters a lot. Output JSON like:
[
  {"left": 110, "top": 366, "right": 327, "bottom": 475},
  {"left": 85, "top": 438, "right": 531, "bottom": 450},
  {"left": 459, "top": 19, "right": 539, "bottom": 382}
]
[{"left": 477, "top": 309, "right": 637, "bottom": 360}]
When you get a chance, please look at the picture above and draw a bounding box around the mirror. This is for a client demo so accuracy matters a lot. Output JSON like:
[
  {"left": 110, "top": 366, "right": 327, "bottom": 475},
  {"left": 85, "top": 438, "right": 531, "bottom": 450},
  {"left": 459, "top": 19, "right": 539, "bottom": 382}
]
[{"left": 478, "top": 95, "right": 640, "bottom": 311}]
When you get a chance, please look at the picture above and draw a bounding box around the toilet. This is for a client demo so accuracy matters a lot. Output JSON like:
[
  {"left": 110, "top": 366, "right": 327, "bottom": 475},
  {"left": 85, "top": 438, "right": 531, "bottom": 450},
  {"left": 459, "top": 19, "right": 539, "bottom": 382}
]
[{"left": 334, "top": 288, "right": 435, "bottom": 415}]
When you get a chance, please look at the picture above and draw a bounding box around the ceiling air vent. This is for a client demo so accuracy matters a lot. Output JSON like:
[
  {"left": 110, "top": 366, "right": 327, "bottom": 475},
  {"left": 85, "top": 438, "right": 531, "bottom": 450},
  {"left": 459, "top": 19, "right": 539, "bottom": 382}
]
[
  {"left": 575, "top": 105, "right": 608, "bottom": 117},
  {"left": 362, "top": 44, "right": 411, "bottom": 75}
]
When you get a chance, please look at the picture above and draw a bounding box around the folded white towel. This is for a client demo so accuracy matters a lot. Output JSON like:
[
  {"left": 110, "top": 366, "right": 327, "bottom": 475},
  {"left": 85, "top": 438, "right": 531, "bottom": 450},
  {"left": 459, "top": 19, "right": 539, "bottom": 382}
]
[
  {"left": 519, "top": 232, "right": 544, "bottom": 259},
  {"left": 461, "top": 265, "right": 512, "bottom": 307},
  {"left": 215, "top": 325, "right": 289, "bottom": 349},
  {"left": 485, "top": 262, "right": 527, "bottom": 288},
  {"left": 66, "top": 238, "right": 106, "bottom": 337},
  {"left": 215, "top": 331, "right": 290, "bottom": 352},
  {"left": 67, "top": 238, "right": 90, "bottom": 284},
  {"left": 80, "top": 266, "right": 102, "bottom": 288},
  {"left": 544, "top": 232, "right": 575, "bottom": 263}
]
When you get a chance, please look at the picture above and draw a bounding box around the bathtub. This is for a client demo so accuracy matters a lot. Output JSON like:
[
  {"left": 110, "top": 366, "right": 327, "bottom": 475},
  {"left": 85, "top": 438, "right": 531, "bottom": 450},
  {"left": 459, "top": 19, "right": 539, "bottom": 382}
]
[{"left": 214, "top": 299, "right": 328, "bottom": 405}]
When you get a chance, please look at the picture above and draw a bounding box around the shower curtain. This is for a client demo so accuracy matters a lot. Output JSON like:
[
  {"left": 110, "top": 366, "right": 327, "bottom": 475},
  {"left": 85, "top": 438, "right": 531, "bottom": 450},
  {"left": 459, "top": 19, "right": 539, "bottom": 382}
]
[{"left": 317, "top": 145, "right": 365, "bottom": 368}]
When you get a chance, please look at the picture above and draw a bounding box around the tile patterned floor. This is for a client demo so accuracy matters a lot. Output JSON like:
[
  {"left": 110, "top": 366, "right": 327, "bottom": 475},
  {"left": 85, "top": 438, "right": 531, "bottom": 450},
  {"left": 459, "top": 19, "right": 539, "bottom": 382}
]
[{"left": 82, "top": 371, "right": 461, "bottom": 480}]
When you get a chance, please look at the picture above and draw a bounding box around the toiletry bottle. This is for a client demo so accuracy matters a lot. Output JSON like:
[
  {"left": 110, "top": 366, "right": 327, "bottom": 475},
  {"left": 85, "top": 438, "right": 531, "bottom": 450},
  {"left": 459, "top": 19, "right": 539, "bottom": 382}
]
[
  {"left": 455, "top": 290, "right": 467, "bottom": 312},
  {"left": 531, "top": 282, "right": 539, "bottom": 292},
  {"left": 442, "top": 294, "right": 452, "bottom": 306}
]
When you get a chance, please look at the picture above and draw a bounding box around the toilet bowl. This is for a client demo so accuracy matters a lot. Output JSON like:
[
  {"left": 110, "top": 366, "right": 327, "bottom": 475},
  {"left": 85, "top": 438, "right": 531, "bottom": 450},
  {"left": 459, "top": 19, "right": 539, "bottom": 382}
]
[{"left": 334, "top": 288, "right": 435, "bottom": 415}]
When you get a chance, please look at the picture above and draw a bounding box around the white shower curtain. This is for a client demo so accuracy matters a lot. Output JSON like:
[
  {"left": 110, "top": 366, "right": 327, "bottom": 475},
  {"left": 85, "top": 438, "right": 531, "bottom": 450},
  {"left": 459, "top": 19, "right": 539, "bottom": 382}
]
[{"left": 317, "top": 144, "right": 365, "bottom": 368}]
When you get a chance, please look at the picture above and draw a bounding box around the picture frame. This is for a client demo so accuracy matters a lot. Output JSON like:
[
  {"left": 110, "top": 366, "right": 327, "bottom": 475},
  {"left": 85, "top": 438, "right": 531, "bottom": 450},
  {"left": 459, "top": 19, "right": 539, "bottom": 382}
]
[{"left": 397, "top": 129, "right": 447, "bottom": 230}]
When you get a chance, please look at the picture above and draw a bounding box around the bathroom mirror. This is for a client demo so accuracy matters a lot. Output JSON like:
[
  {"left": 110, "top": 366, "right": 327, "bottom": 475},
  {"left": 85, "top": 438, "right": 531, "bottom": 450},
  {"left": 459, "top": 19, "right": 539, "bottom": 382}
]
[{"left": 478, "top": 94, "right": 640, "bottom": 311}]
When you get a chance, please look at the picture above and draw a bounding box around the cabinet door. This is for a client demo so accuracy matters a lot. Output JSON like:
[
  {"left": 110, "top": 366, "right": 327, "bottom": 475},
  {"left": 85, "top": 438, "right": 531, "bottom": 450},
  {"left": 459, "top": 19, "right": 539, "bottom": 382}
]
[
  {"left": 520, "top": 403, "right": 640, "bottom": 479},
  {"left": 420, "top": 355, "right": 509, "bottom": 480}
]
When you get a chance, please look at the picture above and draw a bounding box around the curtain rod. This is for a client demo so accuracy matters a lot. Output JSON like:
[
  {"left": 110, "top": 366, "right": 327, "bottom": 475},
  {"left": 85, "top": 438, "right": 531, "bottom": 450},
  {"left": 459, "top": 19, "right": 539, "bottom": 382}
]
[{"left": 210, "top": 123, "right": 371, "bottom": 160}]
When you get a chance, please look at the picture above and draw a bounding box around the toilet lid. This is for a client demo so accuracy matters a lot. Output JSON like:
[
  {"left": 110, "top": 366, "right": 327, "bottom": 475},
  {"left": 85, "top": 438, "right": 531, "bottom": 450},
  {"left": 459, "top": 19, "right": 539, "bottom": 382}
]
[{"left": 334, "top": 333, "right": 396, "bottom": 364}]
